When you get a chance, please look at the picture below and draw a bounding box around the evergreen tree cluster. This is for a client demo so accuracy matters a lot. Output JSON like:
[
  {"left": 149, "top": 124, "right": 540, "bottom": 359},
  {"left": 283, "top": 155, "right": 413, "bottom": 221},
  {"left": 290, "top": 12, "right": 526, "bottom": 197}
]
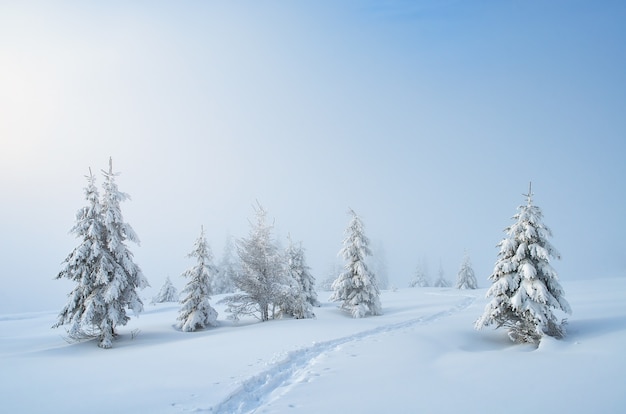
[
  {"left": 55, "top": 164, "right": 568, "bottom": 348},
  {"left": 409, "top": 256, "right": 477, "bottom": 289}
]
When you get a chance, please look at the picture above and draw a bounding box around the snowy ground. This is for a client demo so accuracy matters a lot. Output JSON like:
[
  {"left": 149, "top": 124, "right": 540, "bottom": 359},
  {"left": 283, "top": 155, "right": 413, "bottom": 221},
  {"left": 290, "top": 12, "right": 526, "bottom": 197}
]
[{"left": 2, "top": 278, "right": 625, "bottom": 413}]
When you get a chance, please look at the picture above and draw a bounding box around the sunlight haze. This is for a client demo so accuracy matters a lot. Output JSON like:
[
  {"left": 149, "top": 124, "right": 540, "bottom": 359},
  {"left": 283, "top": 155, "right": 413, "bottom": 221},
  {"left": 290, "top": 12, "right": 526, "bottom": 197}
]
[{"left": 1, "top": 1, "right": 625, "bottom": 313}]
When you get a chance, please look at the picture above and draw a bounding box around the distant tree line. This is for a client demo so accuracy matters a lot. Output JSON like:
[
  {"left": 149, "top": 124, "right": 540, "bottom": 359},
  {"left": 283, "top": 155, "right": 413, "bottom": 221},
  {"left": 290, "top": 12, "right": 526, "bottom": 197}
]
[{"left": 408, "top": 254, "right": 478, "bottom": 290}]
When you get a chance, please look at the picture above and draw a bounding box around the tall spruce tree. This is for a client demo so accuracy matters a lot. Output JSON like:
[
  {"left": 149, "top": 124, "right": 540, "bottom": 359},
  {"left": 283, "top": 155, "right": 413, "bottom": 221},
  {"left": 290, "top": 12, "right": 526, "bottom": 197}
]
[
  {"left": 54, "top": 159, "right": 148, "bottom": 348},
  {"left": 330, "top": 209, "right": 381, "bottom": 318},
  {"left": 475, "top": 184, "right": 571, "bottom": 344},
  {"left": 177, "top": 226, "right": 218, "bottom": 331},
  {"left": 455, "top": 253, "right": 478, "bottom": 289}
]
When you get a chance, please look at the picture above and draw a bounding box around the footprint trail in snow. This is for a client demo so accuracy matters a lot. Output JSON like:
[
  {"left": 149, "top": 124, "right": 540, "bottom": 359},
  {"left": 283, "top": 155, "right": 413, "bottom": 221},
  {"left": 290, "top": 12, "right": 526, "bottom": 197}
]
[{"left": 180, "top": 295, "right": 476, "bottom": 414}]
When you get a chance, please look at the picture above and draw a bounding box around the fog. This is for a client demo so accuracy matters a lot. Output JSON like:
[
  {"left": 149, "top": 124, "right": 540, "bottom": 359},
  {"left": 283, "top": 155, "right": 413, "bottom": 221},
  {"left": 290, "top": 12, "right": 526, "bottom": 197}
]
[{"left": 1, "top": 1, "right": 625, "bottom": 313}]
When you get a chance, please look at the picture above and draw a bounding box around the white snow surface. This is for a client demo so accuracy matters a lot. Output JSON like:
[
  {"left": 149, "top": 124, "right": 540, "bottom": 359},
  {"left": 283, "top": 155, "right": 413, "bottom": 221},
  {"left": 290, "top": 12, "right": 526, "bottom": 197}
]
[{"left": 2, "top": 278, "right": 625, "bottom": 413}]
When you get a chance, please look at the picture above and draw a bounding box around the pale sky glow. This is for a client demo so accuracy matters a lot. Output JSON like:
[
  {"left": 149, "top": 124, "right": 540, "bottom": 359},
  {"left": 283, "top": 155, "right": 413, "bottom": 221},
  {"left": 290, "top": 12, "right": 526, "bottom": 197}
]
[{"left": 1, "top": 1, "right": 625, "bottom": 312}]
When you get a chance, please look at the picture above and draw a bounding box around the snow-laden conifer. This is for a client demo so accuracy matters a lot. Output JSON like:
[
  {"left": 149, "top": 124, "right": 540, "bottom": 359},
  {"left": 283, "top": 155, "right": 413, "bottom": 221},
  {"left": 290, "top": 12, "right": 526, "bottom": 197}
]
[
  {"left": 177, "top": 226, "right": 218, "bottom": 331},
  {"left": 475, "top": 184, "right": 571, "bottom": 344},
  {"left": 220, "top": 203, "right": 288, "bottom": 322},
  {"left": 280, "top": 236, "right": 317, "bottom": 319},
  {"left": 152, "top": 276, "right": 179, "bottom": 304},
  {"left": 433, "top": 263, "right": 451, "bottom": 288},
  {"left": 409, "top": 262, "right": 430, "bottom": 287},
  {"left": 455, "top": 253, "right": 478, "bottom": 289},
  {"left": 54, "top": 160, "right": 148, "bottom": 348},
  {"left": 330, "top": 209, "right": 381, "bottom": 318}
]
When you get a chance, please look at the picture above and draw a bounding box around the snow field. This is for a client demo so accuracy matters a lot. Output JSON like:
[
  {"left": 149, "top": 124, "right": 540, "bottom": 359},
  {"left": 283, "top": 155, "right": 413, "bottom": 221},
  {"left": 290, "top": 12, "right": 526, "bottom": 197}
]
[{"left": 1, "top": 279, "right": 625, "bottom": 413}]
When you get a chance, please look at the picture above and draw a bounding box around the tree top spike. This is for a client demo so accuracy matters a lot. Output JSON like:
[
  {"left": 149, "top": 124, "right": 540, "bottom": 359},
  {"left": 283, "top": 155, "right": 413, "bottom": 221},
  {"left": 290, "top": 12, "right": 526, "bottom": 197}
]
[{"left": 523, "top": 181, "right": 534, "bottom": 204}]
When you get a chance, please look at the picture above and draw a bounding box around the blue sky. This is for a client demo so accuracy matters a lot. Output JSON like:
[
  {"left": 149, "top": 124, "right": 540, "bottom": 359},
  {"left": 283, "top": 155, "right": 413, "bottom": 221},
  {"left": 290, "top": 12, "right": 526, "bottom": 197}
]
[{"left": 1, "top": 1, "right": 625, "bottom": 312}]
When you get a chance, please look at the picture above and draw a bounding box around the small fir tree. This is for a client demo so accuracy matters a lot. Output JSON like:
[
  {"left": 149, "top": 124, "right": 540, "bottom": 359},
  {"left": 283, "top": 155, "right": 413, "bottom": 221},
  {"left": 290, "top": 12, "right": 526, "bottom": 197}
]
[
  {"left": 152, "top": 276, "right": 179, "bottom": 304},
  {"left": 280, "top": 236, "right": 317, "bottom": 319},
  {"left": 409, "top": 261, "right": 430, "bottom": 287},
  {"left": 177, "top": 226, "right": 219, "bottom": 331},
  {"left": 330, "top": 209, "right": 381, "bottom": 318},
  {"left": 455, "top": 253, "right": 478, "bottom": 289},
  {"left": 433, "top": 263, "right": 451, "bottom": 288},
  {"left": 475, "top": 184, "right": 571, "bottom": 344}
]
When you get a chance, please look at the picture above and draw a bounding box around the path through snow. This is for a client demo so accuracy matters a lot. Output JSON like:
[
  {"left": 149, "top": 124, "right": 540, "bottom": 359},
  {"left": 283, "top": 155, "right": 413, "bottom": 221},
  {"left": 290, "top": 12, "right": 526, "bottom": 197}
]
[{"left": 195, "top": 295, "right": 476, "bottom": 414}]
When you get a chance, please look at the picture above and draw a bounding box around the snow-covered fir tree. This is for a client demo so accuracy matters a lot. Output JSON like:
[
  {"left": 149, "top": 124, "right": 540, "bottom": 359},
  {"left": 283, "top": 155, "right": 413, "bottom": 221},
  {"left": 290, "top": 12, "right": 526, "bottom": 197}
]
[
  {"left": 220, "top": 203, "right": 289, "bottom": 322},
  {"left": 475, "top": 184, "right": 572, "bottom": 344},
  {"left": 409, "top": 261, "right": 430, "bottom": 287},
  {"left": 455, "top": 252, "right": 478, "bottom": 289},
  {"left": 212, "top": 235, "right": 238, "bottom": 295},
  {"left": 152, "top": 276, "right": 179, "bottom": 304},
  {"left": 177, "top": 226, "right": 218, "bottom": 331},
  {"left": 280, "top": 236, "right": 317, "bottom": 319},
  {"left": 433, "top": 263, "right": 451, "bottom": 288},
  {"left": 54, "top": 160, "right": 148, "bottom": 348},
  {"left": 330, "top": 209, "right": 381, "bottom": 318}
]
